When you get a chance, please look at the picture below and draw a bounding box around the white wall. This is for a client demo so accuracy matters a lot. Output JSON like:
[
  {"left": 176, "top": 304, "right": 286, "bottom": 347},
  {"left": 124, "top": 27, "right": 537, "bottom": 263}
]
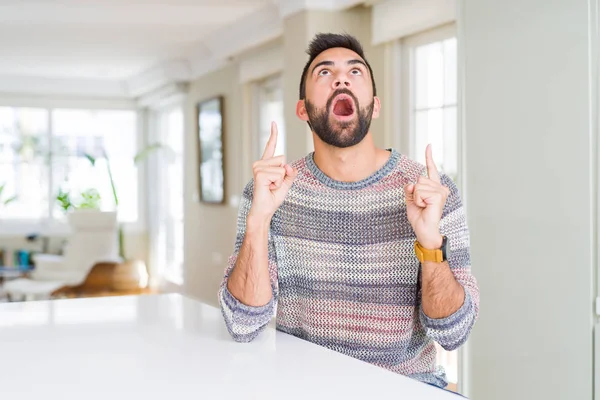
[{"left": 462, "top": 0, "right": 594, "bottom": 399}]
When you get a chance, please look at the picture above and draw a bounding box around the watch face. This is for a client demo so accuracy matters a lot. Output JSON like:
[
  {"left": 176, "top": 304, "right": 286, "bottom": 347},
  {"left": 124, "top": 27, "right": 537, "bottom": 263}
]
[{"left": 442, "top": 236, "right": 451, "bottom": 261}]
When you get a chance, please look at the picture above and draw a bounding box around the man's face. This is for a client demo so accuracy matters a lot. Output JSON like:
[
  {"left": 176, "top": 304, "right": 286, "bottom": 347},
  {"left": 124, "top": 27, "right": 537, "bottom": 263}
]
[{"left": 297, "top": 47, "right": 380, "bottom": 148}]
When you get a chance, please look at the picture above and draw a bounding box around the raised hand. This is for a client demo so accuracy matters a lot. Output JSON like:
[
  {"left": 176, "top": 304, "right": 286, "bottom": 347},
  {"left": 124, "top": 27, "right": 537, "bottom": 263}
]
[
  {"left": 404, "top": 144, "right": 450, "bottom": 249},
  {"left": 248, "top": 121, "right": 298, "bottom": 221}
]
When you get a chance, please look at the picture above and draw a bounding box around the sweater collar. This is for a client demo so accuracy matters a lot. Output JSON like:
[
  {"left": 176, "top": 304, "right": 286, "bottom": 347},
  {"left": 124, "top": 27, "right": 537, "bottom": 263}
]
[{"left": 304, "top": 148, "right": 400, "bottom": 190}]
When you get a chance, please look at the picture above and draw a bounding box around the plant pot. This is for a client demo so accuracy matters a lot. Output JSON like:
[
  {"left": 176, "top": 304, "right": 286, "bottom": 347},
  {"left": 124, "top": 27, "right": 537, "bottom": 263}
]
[
  {"left": 68, "top": 210, "right": 118, "bottom": 230},
  {"left": 112, "top": 259, "right": 149, "bottom": 291}
]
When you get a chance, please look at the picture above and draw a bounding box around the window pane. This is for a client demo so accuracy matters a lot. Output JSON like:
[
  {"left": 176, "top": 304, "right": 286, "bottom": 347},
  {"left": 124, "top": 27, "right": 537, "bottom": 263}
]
[
  {"left": 443, "top": 38, "right": 458, "bottom": 105},
  {"left": 415, "top": 107, "right": 458, "bottom": 179},
  {"left": 0, "top": 107, "right": 49, "bottom": 219},
  {"left": 415, "top": 42, "right": 444, "bottom": 109},
  {"left": 257, "top": 75, "right": 285, "bottom": 160},
  {"left": 51, "top": 109, "right": 138, "bottom": 222},
  {"left": 151, "top": 107, "right": 184, "bottom": 285},
  {"left": 443, "top": 106, "right": 458, "bottom": 181},
  {"left": 166, "top": 109, "right": 184, "bottom": 283},
  {"left": 415, "top": 109, "right": 443, "bottom": 166}
]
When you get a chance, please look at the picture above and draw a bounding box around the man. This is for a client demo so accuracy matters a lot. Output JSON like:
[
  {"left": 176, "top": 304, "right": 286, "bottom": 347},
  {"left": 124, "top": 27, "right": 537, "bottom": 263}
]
[{"left": 218, "top": 33, "right": 479, "bottom": 389}]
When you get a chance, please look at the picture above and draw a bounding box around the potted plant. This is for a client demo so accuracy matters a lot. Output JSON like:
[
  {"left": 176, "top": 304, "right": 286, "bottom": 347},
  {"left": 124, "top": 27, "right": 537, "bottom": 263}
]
[{"left": 56, "top": 187, "right": 119, "bottom": 233}]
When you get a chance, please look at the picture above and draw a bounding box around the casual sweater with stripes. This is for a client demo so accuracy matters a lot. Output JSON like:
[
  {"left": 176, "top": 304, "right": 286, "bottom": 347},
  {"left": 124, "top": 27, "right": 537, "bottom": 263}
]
[{"left": 218, "top": 148, "right": 480, "bottom": 388}]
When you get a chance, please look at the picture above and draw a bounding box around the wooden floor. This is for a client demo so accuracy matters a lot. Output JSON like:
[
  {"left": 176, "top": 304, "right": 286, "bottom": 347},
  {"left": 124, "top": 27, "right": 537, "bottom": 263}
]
[{"left": 52, "top": 286, "right": 158, "bottom": 299}]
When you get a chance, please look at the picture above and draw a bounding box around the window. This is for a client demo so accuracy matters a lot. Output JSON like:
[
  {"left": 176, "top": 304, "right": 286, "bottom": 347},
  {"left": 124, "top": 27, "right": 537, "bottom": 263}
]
[
  {"left": 148, "top": 107, "right": 184, "bottom": 285},
  {"left": 401, "top": 24, "right": 459, "bottom": 386},
  {"left": 253, "top": 74, "right": 285, "bottom": 160},
  {"left": 0, "top": 107, "right": 139, "bottom": 226},
  {"left": 403, "top": 25, "right": 459, "bottom": 185},
  {"left": 0, "top": 108, "right": 49, "bottom": 220},
  {"left": 51, "top": 109, "right": 139, "bottom": 222}
]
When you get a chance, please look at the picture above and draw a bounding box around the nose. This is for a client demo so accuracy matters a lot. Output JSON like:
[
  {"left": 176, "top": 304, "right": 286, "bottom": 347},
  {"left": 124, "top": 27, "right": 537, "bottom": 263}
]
[{"left": 333, "top": 73, "right": 351, "bottom": 89}]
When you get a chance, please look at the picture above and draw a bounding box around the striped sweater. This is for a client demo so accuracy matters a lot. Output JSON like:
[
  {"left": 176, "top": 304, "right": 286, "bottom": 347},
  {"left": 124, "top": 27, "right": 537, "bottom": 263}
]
[{"left": 218, "top": 149, "right": 479, "bottom": 388}]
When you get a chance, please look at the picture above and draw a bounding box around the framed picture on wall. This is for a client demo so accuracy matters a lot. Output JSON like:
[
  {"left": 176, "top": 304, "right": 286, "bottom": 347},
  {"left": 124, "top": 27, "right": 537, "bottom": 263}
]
[{"left": 196, "top": 96, "right": 225, "bottom": 204}]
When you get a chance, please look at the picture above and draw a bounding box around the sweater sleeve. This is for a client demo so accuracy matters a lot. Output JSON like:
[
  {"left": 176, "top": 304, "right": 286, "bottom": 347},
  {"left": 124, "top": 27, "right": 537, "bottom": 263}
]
[
  {"left": 217, "top": 180, "right": 279, "bottom": 343},
  {"left": 419, "top": 174, "right": 480, "bottom": 351}
]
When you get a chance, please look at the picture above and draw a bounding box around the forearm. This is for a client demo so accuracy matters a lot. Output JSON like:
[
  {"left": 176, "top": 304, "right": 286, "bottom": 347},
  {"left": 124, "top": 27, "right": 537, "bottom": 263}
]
[
  {"left": 419, "top": 259, "right": 476, "bottom": 351},
  {"left": 420, "top": 260, "right": 465, "bottom": 319},
  {"left": 226, "top": 215, "right": 273, "bottom": 307}
]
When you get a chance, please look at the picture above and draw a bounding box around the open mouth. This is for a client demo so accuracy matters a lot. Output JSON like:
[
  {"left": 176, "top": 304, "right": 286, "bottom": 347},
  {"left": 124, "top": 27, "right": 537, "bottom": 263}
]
[{"left": 332, "top": 94, "right": 355, "bottom": 117}]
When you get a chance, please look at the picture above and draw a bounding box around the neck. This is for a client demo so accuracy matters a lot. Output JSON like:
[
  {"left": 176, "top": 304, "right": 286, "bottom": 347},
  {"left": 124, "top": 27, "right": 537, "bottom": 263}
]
[{"left": 312, "top": 133, "right": 390, "bottom": 182}]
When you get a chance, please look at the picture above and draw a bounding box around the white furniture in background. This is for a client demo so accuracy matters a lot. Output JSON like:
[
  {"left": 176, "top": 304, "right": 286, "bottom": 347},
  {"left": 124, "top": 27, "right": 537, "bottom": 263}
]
[
  {"left": 3, "top": 210, "right": 121, "bottom": 301},
  {"left": 0, "top": 293, "right": 464, "bottom": 399}
]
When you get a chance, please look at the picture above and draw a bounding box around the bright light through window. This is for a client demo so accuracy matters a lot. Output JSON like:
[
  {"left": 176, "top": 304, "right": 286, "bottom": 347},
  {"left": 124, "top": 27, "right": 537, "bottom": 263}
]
[
  {"left": 0, "top": 107, "right": 49, "bottom": 220},
  {"left": 51, "top": 109, "right": 138, "bottom": 222},
  {"left": 0, "top": 107, "right": 139, "bottom": 224},
  {"left": 414, "top": 37, "right": 458, "bottom": 183},
  {"left": 150, "top": 107, "right": 184, "bottom": 285},
  {"left": 256, "top": 75, "right": 285, "bottom": 160}
]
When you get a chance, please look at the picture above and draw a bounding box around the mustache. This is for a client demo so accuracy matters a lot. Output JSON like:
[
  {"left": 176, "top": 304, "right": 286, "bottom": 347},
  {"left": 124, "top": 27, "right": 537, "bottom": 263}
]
[{"left": 326, "top": 88, "right": 359, "bottom": 111}]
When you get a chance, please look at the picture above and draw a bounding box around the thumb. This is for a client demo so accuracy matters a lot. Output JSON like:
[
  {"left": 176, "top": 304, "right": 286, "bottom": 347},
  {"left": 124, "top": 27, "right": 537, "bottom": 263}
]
[
  {"left": 283, "top": 165, "right": 298, "bottom": 186},
  {"left": 404, "top": 183, "right": 415, "bottom": 204}
]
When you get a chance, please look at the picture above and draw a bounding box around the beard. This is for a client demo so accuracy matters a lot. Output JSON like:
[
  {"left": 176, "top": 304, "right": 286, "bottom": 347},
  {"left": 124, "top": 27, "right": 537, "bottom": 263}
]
[{"left": 305, "top": 88, "right": 375, "bottom": 149}]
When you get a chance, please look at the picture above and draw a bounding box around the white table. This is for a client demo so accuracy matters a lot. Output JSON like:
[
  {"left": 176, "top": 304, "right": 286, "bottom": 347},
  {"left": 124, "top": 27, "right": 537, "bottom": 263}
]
[{"left": 0, "top": 294, "right": 463, "bottom": 399}]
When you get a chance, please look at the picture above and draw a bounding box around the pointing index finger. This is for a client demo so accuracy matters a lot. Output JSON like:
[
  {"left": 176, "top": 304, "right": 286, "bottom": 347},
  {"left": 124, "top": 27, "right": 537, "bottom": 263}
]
[
  {"left": 261, "top": 121, "right": 278, "bottom": 160},
  {"left": 426, "top": 144, "right": 440, "bottom": 182}
]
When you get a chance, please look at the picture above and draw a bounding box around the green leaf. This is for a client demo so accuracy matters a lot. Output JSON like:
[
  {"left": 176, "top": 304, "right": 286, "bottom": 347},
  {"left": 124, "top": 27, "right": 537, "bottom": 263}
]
[
  {"left": 77, "top": 188, "right": 101, "bottom": 210},
  {"left": 0, "top": 183, "right": 5, "bottom": 199},
  {"left": 56, "top": 189, "right": 73, "bottom": 212},
  {"left": 3, "top": 195, "right": 17, "bottom": 206},
  {"left": 133, "top": 143, "right": 168, "bottom": 164},
  {"left": 83, "top": 153, "right": 96, "bottom": 166}
]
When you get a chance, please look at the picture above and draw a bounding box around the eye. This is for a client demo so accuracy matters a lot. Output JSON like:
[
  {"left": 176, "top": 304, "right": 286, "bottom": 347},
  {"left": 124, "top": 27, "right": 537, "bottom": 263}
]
[
  {"left": 350, "top": 68, "right": 362, "bottom": 75},
  {"left": 318, "top": 69, "right": 331, "bottom": 76}
]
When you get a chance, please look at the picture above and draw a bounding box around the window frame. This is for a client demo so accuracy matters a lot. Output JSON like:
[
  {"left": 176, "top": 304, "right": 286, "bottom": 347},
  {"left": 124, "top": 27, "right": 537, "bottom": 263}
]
[
  {"left": 0, "top": 99, "right": 144, "bottom": 236},
  {"left": 240, "top": 71, "right": 285, "bottom": 187},
  {"left": 251, "top": 73, "right": 285, "bottom": 162},
  {"left": 146, "top": 102, "right": 185, "bottom": 287},
  {"left": 400, "top": 23, "right": 462, "bottom": 190}
]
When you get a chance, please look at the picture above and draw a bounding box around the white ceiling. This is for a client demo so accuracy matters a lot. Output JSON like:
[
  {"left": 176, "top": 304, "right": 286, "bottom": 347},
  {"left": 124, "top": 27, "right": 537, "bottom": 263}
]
[
  {"left": 0, "top": 0, "right": 369, "bottom": 99},
  {"left": 0, "top": 0, "right": 271, "bottom": 80}
]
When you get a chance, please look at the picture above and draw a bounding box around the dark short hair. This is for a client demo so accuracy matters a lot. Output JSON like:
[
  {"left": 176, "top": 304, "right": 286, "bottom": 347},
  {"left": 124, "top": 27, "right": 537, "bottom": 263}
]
[{"left": 299, "top": 33, "right": 377, "bottom": 100}]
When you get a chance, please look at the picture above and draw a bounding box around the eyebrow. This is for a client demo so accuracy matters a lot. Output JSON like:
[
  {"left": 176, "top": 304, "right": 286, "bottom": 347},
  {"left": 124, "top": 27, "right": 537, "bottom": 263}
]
[{"left": 311, "top": 59, "right": 368, "bottom": 75}]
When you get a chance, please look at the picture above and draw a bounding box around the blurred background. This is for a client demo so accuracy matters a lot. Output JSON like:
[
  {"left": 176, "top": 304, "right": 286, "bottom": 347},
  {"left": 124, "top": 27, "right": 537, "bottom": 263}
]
[{"left": 0, "top": 1, "right": 596, "bottom": 399}]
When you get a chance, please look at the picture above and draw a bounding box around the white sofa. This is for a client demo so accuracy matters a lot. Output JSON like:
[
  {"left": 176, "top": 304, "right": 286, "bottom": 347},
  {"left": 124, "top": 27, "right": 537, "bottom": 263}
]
[{"left": 4, "top": 210, "right": 122, "bottom": 301}]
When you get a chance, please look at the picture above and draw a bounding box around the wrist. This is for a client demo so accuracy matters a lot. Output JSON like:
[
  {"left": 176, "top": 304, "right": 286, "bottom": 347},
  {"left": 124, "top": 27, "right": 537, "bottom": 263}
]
[
  {"left": 246, "top": 213, "right": 272, "bottom": 232},
  {"left": 416, "top": 234, "right": 443, "bottom": 250}
]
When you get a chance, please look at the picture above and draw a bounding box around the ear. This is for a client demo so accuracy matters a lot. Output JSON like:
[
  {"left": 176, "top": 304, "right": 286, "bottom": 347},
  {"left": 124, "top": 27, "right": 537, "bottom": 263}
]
[
  {"left": 296, "top": 100, "right": 309, "bottom": 122},
  {"left": 371, "top": 96, "right": 381, "bottom": 119}
]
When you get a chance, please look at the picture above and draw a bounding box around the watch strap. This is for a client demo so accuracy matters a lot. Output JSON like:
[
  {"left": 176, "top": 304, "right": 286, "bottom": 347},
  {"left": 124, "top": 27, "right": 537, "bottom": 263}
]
[{"left": 414, "top": 236, "right": 447, "bottom": 263}]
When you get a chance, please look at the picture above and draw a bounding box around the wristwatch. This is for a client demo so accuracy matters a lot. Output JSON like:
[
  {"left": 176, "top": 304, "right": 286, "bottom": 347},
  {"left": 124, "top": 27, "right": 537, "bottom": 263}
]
[{"left": 414, "top": 236, "right": 450, "bottom": 263}]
